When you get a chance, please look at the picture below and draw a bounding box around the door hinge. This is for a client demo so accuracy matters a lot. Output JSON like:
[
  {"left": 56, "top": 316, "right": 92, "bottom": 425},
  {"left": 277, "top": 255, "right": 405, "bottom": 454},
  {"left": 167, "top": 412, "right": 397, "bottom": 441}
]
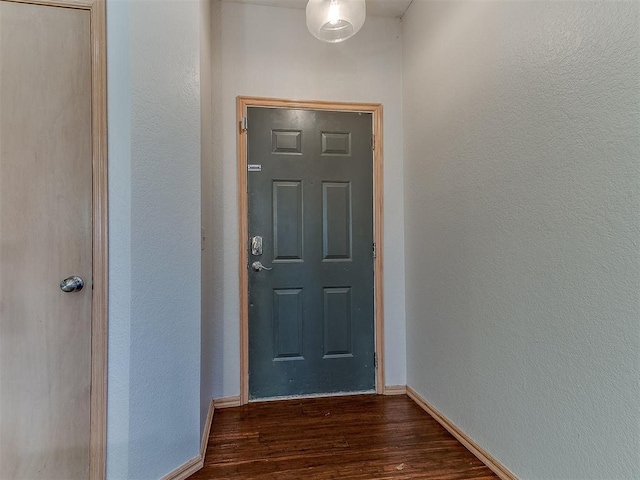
[
  {"left": 371, "top": 134, "right": 375, "bottom": 151},
  {"left": 374, "top": 352, "right": 378, "bottom": 369},
  {"left": 240, "top": 116, "right": 248, "bottom": 132},
  {"left": 372, "top": 242, "right": 376, "bottom": 259}
]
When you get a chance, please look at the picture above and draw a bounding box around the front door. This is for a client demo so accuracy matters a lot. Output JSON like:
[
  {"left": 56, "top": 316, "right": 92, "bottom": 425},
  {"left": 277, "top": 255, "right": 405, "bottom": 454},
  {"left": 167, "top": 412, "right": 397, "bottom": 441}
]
[
  {"left": 248, "top": 107, "right": 375, "bottom": 399},
  {"left": 0, "top": 2, "right": 94, "bottom": 478}
]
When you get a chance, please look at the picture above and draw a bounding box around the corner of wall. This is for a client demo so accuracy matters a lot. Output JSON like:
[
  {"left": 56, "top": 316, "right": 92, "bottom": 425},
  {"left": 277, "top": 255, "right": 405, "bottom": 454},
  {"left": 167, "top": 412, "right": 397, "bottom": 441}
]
[
  {"left": 200, "top": 0, "right": 215, "bottom": 439},
  {"left": 107, "top": 0, "right": 204, "bottom": 478},
  {"left": 106, "top": 0, "right": 132, "bottom": 477}
]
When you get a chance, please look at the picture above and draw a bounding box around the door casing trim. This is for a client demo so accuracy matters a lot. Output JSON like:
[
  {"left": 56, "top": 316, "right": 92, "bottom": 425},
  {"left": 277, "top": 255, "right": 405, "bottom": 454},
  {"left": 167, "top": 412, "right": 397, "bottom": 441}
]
[
  {"left": 237, "top": 96, "right": 384, "bottom": 405},
  {"left": 5, "top": 1, "right": 108, "bottom": 478}
]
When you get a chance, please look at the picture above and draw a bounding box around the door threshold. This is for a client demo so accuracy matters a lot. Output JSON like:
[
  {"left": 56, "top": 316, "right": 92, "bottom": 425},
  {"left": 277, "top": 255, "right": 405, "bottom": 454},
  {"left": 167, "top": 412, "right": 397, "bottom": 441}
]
[{"left": 249, "top": 390, "right": 376, "bottom": 403}]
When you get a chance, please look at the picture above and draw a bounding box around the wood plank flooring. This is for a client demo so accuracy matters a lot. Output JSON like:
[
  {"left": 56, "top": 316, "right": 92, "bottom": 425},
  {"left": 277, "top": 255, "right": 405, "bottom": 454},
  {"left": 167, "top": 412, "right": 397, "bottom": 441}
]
[{"left": 189, "top": 395, "right": 498, "bottom": 480}]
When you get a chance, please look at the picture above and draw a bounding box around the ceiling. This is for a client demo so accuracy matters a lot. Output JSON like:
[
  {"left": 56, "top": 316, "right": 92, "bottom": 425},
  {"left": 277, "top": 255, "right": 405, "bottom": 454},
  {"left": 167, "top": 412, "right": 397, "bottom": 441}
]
[{"left": 223, "top": 0, "right": 413, "bottom": 19}]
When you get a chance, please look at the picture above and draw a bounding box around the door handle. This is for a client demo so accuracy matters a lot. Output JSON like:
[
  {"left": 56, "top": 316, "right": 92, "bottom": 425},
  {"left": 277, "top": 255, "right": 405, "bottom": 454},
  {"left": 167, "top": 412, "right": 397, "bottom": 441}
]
[
  {"left": 60, "top": 276, "right": 85, "bottom": 293},
  {"left": 251, "top": 261, "right": 272, "bottom": 272}
]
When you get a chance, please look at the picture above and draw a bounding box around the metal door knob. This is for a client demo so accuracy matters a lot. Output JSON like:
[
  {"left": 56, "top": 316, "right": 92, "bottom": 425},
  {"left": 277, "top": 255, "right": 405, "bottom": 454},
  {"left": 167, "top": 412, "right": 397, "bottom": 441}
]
[
  {"left": 60, "top": 276, "right": 84, "bottom": 293},
  {"left": 251, "top": 261, "right": 272, "bottom": 272}
]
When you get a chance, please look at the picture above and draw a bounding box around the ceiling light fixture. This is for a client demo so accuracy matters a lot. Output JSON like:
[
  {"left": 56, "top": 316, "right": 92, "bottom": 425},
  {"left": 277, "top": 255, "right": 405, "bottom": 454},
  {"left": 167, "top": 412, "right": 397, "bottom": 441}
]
[{"left": 306, "top": 0, "right": 366, "bottom": 43}]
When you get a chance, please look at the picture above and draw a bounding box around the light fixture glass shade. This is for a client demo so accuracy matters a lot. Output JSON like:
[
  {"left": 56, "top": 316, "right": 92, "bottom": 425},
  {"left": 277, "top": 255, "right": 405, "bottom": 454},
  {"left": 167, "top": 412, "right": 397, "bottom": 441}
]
[{"left": 306, "top": 0, "right": 366, "bottom": 43}]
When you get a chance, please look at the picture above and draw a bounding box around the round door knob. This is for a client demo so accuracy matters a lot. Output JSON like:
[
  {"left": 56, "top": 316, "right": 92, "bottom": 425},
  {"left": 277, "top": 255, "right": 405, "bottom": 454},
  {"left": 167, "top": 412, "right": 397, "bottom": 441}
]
[{"left": 60, "top": 276, "right": 84, "bottom": 293}]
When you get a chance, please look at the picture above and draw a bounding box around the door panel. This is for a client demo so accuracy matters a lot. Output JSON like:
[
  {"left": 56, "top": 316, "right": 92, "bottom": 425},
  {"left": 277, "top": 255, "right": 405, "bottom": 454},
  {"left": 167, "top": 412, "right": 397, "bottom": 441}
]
[
  {"left": 273, "top": 181, "right": 303, "bottom": 261},
  {"left": 248, "top": 108, "right": 374, "bottom": 399},
  {"left": 273, "top": 288, "right": 304, "bottom": 360},
  {"left": 323, "top": 287, "right": 352, "bottom": 357},
  {"left": 0, "top": 2, "right": 93, "bottom": 478},
  {"left": 323, "top": 182, "right": 352, "bottom": 260}
]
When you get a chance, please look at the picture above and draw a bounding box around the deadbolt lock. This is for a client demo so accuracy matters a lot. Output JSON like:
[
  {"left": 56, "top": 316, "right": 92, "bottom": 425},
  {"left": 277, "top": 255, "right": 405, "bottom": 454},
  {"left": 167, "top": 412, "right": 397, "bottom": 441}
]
[{"left": 251, "top": 236, "right": 263, "bottom": 256}]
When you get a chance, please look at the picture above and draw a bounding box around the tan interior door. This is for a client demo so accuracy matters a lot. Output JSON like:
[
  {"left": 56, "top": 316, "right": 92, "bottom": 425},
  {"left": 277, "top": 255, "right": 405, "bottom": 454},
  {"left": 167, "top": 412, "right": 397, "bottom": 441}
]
[{"left": 0, "top": 2, "right": 93, "bottom": 478}]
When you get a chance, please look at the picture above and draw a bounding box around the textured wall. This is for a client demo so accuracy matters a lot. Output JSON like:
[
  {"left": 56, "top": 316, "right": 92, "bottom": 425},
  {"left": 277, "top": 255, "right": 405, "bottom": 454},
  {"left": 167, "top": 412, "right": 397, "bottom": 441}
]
[
  {"left": 107, "top": 1, "right": 203, "bottom": 478},
  {"left": 206, "top": 1, "right": 407, "bottom": 398},
  {"left": 402, "top": 1, "right": 640, "bottom": 478},
  {"left": 106, "top": 1, "right": 131, "bottom": 477},
  {"left": 200, "top": 0, "right": 215, "bottom": 438}
]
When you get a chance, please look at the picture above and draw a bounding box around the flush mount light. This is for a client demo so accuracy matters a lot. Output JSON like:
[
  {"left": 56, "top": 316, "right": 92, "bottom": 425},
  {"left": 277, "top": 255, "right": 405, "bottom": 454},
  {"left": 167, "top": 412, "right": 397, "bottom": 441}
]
[{"left": 306, "top": 0, "right": 366, "bottom": 43}]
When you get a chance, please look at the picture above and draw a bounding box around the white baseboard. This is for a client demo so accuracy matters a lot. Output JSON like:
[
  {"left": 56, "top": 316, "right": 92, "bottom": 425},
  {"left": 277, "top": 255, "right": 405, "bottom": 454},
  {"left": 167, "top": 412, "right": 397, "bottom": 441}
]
[
  {"left": 160, "top": 399, "right": 215, "bottom": 480},
  {"left": 383, "top": 385, "right": 407, "bottom": 395},
  {"left": 406, "top": 386, "right": 518, "bottom": 480},
  {"left": 213, "top": 395, "right": 242, "bottom": 409},
  {"left": 159, "top": 455, "right": 201, "bottom": 480},
  {"left": 200, "top": 399, "right": 215, "bottom": 458}
]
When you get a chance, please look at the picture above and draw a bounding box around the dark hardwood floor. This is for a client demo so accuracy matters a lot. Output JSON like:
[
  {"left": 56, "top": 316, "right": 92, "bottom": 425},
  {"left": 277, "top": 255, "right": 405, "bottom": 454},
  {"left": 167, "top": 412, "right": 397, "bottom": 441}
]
[{"left": 189, "top": 394, "right": 498, "bottom": 480}]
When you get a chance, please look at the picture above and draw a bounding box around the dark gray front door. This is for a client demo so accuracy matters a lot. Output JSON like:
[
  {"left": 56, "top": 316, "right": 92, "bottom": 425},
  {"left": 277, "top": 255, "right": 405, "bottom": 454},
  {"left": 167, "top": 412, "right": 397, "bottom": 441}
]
[{"left": 248, "top": 107, "right": 375, "bottom": 399}]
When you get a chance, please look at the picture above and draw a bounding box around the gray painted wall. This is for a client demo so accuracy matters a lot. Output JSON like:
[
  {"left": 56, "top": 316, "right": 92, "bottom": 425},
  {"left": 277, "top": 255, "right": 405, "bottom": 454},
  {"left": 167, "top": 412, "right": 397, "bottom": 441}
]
[
  {"left": 402, "top": 1, "right": 640, "bottom": 478},
  {"left": 202, "top": 0, "right": 224, "bottom": 409},
  {"left": 107, "top": 1, "right": 203, "bottom": 478},
  {"left": 200, "top": 0, "right": 215, "bottom": 438},
  {"left": 106, "top": 1, "right": 131, "bottom": 477}
]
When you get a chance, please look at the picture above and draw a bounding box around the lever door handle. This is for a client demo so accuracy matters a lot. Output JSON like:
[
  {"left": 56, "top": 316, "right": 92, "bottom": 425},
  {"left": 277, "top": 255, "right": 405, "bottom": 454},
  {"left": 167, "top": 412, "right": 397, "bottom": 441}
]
[{"left": 251, "top": 261, "right": 272, "bottom": 272}]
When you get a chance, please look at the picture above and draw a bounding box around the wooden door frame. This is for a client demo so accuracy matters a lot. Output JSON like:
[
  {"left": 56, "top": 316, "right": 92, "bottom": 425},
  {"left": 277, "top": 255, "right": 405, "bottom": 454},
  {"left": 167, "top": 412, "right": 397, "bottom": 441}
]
[
  {"left": 237, "top": 96, "right": 384, "bottom": 405},
  {"left": 5, "top": 1, "right": 108, "bottom": 478}
]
